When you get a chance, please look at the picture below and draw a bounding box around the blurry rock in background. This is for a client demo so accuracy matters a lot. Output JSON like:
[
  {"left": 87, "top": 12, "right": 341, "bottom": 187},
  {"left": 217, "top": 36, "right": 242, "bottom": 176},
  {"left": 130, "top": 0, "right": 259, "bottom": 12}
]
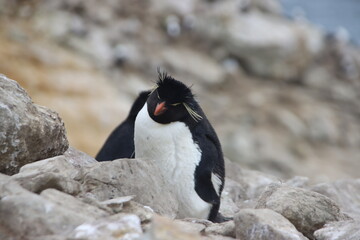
[{"left": 0, "top": 0, "right": 359, "bottom": 181}]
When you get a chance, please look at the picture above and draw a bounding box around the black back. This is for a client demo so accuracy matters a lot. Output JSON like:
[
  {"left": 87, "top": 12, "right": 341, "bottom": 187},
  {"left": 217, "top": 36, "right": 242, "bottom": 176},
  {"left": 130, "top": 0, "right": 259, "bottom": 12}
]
[
  {"left": 96, "top": 91, "right": 150, "bottom": 161},
  {"left": 147, "top": 73, "right": 225, "bottom": 222}
]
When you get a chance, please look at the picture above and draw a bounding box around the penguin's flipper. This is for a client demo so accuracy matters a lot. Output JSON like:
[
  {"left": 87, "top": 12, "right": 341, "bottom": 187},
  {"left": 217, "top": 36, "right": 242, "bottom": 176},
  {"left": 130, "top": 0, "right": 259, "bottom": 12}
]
[
  {"left": 194, "top": 169, "right": 220, "bottom": 205},
  {"left": 194, "top": 133, "right": 223, "bottom": 205}
]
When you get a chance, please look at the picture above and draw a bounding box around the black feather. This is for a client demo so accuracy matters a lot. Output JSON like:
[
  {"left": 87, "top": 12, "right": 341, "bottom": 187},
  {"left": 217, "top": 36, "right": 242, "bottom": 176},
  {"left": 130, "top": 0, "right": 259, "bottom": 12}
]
[
  {"left": 156, "top": 71, "right": 195, "bottom": 106},
  {"left": 96, "top": 90, "right": 150, "bottom": 161}
]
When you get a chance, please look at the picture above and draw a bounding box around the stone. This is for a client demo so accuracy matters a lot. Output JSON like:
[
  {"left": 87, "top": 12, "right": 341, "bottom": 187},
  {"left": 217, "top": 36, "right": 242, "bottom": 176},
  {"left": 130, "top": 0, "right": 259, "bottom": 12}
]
[
  {"left": 40, "top": 188, "right": 108, "bottom": 219},
  {"left": 63, "top": 146, "right": 98, "bottom": 167},
  {"left": 68, "top": 214, "right": 142, "bottom": 240},
  {"left": 194, "top": 10, "right": 324, "bottom": 80},
  {"left": 100, "top": 195, "right": 134, "bottom": 213},
  {"left": 247, "top": 0, "right": 282, "bottom": 15},
  {"left": 256, "top": 184, "right": 350, "bottom": 239},
  {"left": 234, "top": 208, "right": 307, "bottom": 240},
  {"left": 80, "top": 158, "right": 178, "bottom": 218},
  {"left": 28, "top": 236, "right": 67, "bottom": 240},
  {"left": 121, "top": 201, "right": 155, "bottom": 223},
  {"left": 0, "top": 180, "right": 90, "bottom": 239},
  {"left": 286, "top": 176, "right": 309, "bottom": 188},
  {"left": 0, "top": 74, "right": 68, "bottom": 175},
  {"left": 225, "top": 159, "right": 280, "bottom": 200},
  {"left": 203, "top": 221, "right": 235, "bottom": 238},
  {"left": 142, "top": 215, "right": 202, "bottom": 240},
  {"left": 10, "top": 154, "right": 92, "bottom": 195},
  {"left": 201, "top": 235, "right": 235, "bottom": 240},
  {"left": 311, "top": 179, "right": 360, "bottom": 220},
  {"left": 314, "top": 220, "right": 360, "bottom": 240},
  {"left": 160, "top": 47, "right": 226, "bottom": 85},
  {"left": 219, "top": 179, "right": 241, "bottom": 216}
]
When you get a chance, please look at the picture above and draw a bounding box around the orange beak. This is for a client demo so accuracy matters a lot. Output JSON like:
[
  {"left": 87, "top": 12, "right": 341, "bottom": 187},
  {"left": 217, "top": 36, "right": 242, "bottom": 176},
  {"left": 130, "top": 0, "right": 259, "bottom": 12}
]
[{"left": 154, "top": 102, "right": 167, "bottom": 116}]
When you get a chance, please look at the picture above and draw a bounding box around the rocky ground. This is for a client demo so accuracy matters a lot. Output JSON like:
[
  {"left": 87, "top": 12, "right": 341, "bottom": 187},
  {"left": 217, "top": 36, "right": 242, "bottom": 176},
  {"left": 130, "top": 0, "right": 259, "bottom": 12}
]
[
  {"left": 1, "top": 0, "right": 360, "bottom": 181},
  {"left": 1, "top": 0, "right": 360, "bottom": 239},
  {"left": 1, "top": 74, "right": 360, "bottom": 239}
]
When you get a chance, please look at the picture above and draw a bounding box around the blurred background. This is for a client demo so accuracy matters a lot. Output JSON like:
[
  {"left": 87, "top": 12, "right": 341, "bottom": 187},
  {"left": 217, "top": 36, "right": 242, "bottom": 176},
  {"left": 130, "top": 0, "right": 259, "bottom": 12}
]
[{"left": 1, "top": 0, "right": 359, "bottom": 182}]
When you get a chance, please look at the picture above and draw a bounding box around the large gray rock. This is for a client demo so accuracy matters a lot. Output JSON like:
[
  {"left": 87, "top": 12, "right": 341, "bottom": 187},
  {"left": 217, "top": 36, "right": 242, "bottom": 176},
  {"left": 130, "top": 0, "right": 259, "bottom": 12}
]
[
  {"left": 234, "top": 208, "right": 307, "bottom": 240},
  {"left": 80, "top": 158, "right": 179, "bottom": 218},
  {"left": 311, "top": 179, "right": 360, "bottom": 220},
  {"left": 314, "top": 220, "right": 360, "bottom": 240},
  {"left": 11, "top": 148, "right": 97, "bottom": 195},
  {"left": 193, "top": 9, "right": 324, "bottom": 80},
  {"left": 40, "top": 188, "right": 109, "bottom": 219},
  {"left": 256, "top": 184, "right": 349, "bottom": 239},
  {"left": 0, "top": 178, "right": 96, "bottom": 239},
  {"left": 0, "top": 74, "right": 69, "bottom": 175}
]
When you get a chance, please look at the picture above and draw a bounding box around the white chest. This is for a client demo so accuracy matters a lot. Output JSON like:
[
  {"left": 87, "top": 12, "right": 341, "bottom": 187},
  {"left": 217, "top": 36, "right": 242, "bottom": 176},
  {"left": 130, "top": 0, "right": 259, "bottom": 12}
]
[{"left": 134, "top": 104, "right": 211, "bottom": 219}]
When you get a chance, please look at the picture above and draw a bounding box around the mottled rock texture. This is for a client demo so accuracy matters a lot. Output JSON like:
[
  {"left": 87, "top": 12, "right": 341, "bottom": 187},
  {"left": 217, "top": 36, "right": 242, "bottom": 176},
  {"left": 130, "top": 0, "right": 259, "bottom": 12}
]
[
  {"left": 234, "top": 208, "right": 307, "bottom": 240},
  {"left": 314, "top": 220, "right": 360, "bottom": 240},
  {"left": 311, "top": 179, "right": 360, "bottom": 220},
  {"left": 256, "top": 184, "right": 350, "bottom": 239},
  {"left": 0, "top": 74, "right": 69, "bottom": 175},
  {"left": 80, "top": 158, "right": 179, "bottom": 218}
]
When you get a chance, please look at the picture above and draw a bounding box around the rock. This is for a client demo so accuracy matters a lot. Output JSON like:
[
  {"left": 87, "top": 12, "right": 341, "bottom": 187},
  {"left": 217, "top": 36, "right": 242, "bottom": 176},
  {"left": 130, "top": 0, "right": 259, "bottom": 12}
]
[
  {"left": 286, "top": 176, "right": 309, "bottom": 188},
  {"left": 311, "top": 179, "right": 360, "bottom": 220},
  {"left": 149, "top": 0, "right": 195, "bottom": 16},
  {"left": 201, "top": 235, "right": 236, "bottom": 240},
  {"left": 203, "top": 221, "right": 235, "bottom": 238},
  {"left": 219, "top": 179, "right": 241, "bottom": 216},
  {"left": 0, "top": 74, "right": 68, "bottom": 175},
  {"left": 225, "top": 159, "right": 280, "bottom": 200},
  {"left": 194, "top": 10, "right": 324, "bottom": 80},
  {"left": 80, "top": 158, "right": 178, "bottom": 218},
  {"left": 314, "top": 220, "right": 360, "bottom": 240},
  {"left": 234, "top": 208, "right": 307, "bottom": 240},
  {"left": 246, "top": 0, "right": 282, "bottom": 15},
  {"left": 13, "top": 170, "right": 81, "bottom": 195},
  {"left": 161, "top": 47, "right": 226, "bottom": 85},
  {"left": 40, "top": 188, "right": 108, "bottom": 219},
  {"left": 0, "top": 180, "right": 91, "bottom": 239},
  {"left": 121, "top": 201, "right": 155, "bottom": 223},
  {"left": 256, "top": 184, "right": 350, "bottom": 239},
  {"left": 142, "top": 215, "right": 202, "bottom": 240},
  {"left": 173, "top": 219, "right": 207, "bottom": 234},
  {"left": 100, "top": 195, "right": 134, "bottom": 213},
  {"left": 10, "top": 151, "right": 95, "bottom": 195},
  {"left": 69, "top": 214, "right": 142, "bottom": 240},
  {"left": 63, "top": 147, "right": 99, "bottom": 167}
]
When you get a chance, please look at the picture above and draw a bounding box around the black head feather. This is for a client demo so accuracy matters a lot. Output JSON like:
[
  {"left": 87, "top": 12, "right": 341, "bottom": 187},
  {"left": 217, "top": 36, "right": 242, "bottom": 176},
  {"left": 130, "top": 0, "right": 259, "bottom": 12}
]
[
  {"left": 146, "top": 71, "right": 203, "bottom": 124},
  {"left": 156, "top": 71, "right": 194, "bottom": 105}
]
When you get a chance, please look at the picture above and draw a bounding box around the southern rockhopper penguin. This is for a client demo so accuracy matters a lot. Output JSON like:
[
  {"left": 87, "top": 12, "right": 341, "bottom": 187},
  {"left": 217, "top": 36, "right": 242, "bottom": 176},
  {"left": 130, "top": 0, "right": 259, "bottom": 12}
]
[
  {"left": 96, "top": 90, "right": 150, "bottom": 161},
  {"left": 134, "top": 72, "right": 226, "bottom": 222}
]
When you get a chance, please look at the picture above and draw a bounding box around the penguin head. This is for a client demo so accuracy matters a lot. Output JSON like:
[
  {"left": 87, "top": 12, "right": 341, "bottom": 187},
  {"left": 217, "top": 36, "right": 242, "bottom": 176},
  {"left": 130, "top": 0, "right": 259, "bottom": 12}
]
[{"left": 147, "top": 72, "right": 203, "bottom": 124}]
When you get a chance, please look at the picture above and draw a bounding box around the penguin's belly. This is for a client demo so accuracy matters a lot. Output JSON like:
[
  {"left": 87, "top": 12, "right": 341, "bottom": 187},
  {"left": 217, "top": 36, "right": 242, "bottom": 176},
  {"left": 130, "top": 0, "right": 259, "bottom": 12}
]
[{"left": 134, "top": 104, "right": 211, "bottom": 219}]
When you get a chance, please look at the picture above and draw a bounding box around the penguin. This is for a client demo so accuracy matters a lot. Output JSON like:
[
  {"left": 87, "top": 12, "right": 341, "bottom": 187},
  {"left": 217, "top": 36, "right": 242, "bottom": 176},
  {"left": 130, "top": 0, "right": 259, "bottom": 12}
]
[
  {"left": 134, "top": 72, "right": 226, "bottom": 222},
  {"left": 96, "top": 90, "right": 150, "bottom": 161}
]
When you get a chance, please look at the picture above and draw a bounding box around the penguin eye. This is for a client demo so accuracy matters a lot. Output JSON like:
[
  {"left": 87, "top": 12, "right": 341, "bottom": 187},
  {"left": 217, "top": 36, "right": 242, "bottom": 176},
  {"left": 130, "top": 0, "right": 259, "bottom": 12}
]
[{"left": 170, "top": 103, "right": 181, "bottom": 106}]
